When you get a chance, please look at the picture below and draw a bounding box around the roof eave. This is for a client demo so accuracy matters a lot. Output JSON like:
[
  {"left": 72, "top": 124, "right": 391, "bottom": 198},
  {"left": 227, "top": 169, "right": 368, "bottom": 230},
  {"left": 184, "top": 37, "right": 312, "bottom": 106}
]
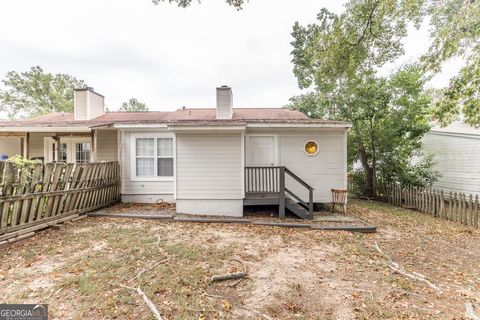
[
  {"left": 246, "top": 122, "right": 352, "bottom": 128},
  {"left": 0, "top": 126, "right": 91, "bottom": 132}
]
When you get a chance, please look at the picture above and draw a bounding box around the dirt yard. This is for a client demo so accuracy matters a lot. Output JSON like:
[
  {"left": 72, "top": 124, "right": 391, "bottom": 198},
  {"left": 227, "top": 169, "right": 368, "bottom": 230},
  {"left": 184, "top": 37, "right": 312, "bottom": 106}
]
[{"left": 1, "top": 199, "right": 479, "bottom": 319}]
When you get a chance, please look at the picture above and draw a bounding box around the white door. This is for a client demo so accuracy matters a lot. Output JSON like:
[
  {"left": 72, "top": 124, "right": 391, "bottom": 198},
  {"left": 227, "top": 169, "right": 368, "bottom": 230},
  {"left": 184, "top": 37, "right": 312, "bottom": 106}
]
[
  {"left": 246, "top": 136, "right": 276, "bottom": 166},
  {"left": 44, "top": 137, "right": 91, "bottom": 163}
]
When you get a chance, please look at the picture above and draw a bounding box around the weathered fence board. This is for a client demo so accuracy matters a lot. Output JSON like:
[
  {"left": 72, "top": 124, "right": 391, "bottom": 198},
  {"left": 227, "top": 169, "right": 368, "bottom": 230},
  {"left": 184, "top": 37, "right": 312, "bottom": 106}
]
[
  {"left": 349, "top": 182, "right": 480, "bottom": 229},
  {"left": 0, "top": 161, "right": 121, "bottom": 239}
]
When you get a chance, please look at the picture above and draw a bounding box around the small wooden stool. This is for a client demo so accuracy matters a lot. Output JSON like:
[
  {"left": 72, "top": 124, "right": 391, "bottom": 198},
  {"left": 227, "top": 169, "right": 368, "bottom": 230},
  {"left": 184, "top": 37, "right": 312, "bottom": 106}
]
[{"left": 331, "top": 189, "right": 348, "bottom": 214}]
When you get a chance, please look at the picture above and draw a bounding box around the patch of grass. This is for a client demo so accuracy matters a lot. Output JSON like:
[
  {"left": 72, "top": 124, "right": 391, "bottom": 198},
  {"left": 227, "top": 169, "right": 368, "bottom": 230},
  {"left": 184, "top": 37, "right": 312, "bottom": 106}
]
[
  {"left": 53, "top": 223, "right": 234, "bottom": 319},
  {"left": 22, "top": 247, "right": 38, "bottom": 263},
  {"left": 351, "top": 199, "right": 415, "bottom": 217},
  {"left": 165, "top": 243, "right": 201, "bottom": 260},
  {"left": 389, "top": 276, "right": 414, "bottom": 292}
]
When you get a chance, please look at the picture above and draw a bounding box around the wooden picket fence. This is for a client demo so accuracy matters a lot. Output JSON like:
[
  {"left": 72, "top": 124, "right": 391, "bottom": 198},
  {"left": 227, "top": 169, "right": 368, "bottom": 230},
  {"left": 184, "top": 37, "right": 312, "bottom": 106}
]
[
  {"left": 0, "top": 161, "right": 121, "bottom": 242},
  {"left": 381, "top": 184, "right": 479, "bottom": 228}
]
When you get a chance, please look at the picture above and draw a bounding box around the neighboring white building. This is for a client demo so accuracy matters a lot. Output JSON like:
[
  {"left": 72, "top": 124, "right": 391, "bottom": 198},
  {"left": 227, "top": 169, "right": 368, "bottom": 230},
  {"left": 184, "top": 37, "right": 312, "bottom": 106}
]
[
  {"left": 0, "top": 86, "right": 351, "bottom": 218},
  {"left": 422, "top": 122, "right": 480, "bottom": 196}
]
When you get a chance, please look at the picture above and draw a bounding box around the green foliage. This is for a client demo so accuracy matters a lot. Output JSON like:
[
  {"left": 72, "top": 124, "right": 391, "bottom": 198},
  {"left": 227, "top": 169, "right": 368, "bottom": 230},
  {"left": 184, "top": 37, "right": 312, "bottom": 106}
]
[
  {"left": 291, "top": 1, "right": 423, "bottom": 92},
  {"left": 292, "top": 65, "right": 435, "bottom": 189},
  {"left": 291, "top": 0, "right": 480, "bottom": 127},
  {"left": 0, "top": 66, "right": 87, "bottom": 120},
  {"left": 290, "top": 1, "right": 436, "bottom": 194},
  {"left": 151, "top": 0, "right": 245, "bottom": 9},
  {"left": 6, "top": 155, "right": 41, "bottom": 187},
  {"left": 421, "top": 0, "right": 480, "bottom": 127},
  {"left": 118, "top": 98, "right": 149, "bottom": 112},
  {"left": 431, "top": 53, "right": 480, "bottom": 127}
]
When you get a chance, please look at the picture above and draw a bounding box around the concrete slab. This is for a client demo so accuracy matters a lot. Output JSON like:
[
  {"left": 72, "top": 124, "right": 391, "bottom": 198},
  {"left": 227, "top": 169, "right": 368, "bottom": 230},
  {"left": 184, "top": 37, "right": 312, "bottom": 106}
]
[
  {"left": 88, "top": 212, "right": 174, "bottom": 220},
  {"left": 314, "top": 215, "right": 359, "bottom": 222},
  {"left": 174, "top": 217, "right": 251, "bottom": 224},
  {"left": 252, "top": 221, "right": 311, "bottom": 228}
]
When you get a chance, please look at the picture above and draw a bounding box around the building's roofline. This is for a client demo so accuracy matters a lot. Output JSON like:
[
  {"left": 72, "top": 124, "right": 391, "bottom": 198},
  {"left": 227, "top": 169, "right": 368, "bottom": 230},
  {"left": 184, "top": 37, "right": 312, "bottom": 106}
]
[
  {"left": 430, "top": 121, "right": 480, "bottom": 137},
  {"left": 74, "top": 87, "right": 105, "bottom": 98},
  {"left": 0, "top": 127, "right": 91, "bottom": 133},
  {"left": 0, "top": 108, "right": 352, "bottom": 130}
]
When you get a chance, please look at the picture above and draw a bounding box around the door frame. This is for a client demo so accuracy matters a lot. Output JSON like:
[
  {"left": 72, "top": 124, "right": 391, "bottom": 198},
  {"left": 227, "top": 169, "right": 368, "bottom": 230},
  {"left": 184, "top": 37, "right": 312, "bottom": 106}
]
[
  {"left": 245, "top": 134, "right": 279, "bottom": 167},
  {"left": 44, "top": 137, "right": 92, "bottom": 163}
]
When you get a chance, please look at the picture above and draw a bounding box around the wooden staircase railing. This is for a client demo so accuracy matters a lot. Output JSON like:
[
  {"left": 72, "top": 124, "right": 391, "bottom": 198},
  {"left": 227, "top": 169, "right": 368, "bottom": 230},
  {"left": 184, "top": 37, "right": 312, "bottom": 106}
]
[{"left": 245, "top": 166, "right": 314, "bottom": 219}]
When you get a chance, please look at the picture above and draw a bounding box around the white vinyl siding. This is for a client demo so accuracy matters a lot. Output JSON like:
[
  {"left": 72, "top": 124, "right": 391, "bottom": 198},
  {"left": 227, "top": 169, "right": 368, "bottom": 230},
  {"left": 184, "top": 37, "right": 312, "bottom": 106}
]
[
  {"left": 121, "top": 131, "right": 175, "bottom": 197},
  {"left": 87, "top": 91, "right": 104, "bottom": 119},
  {"left": 279, "top": 134, "right": 346, "bottom": 203},
  {"left": 176, "top": 133, "right": 242, "bottom": 199},
  {"left": 29, "top": 133, "right": 53, "bottom": 159},
  {"left": 245, "top": 128, "right": 348, "bottom": 203},
  {"left": 96, "top": 130, "right": 118, "bottom": 162},
  {"left": 74, "top": 90, "right": 88, "bottom": 120},
  {"left": 216, "top": 87, "right": 233, "bottom": 119},
  {"left": 0, "top": 137, "right": 22, "bottom": 158},
  {"left": 422, "top": 132, "right": 480, "bottom": 196}
]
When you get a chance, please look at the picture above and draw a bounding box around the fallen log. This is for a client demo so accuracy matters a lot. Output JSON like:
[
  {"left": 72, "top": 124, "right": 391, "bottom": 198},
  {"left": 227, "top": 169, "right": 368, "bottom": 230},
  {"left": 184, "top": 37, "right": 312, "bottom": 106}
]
[{"left": 211, "top": 272, "right": 248, "bottom": 282}]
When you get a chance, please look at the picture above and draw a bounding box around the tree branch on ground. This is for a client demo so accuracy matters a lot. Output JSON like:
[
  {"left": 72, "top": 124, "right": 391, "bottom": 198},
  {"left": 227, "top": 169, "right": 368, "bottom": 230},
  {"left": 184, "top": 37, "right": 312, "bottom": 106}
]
[
  {"left": 118, "top": 283, "right": 164, "bottom": 320},
  {"left": 374, "top": 241, "right": 442, "bottom": 293}
]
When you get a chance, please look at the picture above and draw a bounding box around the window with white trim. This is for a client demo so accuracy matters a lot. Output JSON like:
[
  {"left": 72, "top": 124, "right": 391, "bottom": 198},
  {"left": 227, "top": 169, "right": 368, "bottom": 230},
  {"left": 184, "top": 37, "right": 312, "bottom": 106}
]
[
  {"left": 75, "top": 143, "right": 90, "bottom": 163},
  {"left": 135, "top": 137, "right": 174, "bottom": 177}
]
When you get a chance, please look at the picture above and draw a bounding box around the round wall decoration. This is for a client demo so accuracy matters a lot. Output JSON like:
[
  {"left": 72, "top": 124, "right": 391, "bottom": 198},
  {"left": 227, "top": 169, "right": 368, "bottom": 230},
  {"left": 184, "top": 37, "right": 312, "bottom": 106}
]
[{"left": 304, "top": 140, "right": 319, "bottom": 156}]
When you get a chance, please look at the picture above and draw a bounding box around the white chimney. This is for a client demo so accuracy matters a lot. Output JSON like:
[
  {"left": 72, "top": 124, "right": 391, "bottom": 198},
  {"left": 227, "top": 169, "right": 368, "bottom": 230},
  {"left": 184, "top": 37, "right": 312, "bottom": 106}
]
[
  {"left": 74, "top": 87, "right": 105, "bottom": 120},
  {"left": 216, "top": 85, "right": 233, "bottom": 120}
]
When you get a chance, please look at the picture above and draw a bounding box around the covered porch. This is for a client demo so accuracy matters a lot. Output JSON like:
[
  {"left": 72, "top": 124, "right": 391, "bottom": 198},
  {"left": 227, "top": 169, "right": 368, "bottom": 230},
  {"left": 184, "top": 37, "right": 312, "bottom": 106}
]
[{"left": 0, "top": 128, "right": 118, "bottom": 164}]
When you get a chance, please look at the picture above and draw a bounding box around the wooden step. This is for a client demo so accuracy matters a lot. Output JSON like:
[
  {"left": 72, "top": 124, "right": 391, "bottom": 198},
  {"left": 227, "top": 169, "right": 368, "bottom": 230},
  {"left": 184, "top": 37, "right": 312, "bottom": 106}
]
[
  {"left": 286, "top": 198, "right": 312, "bottom": 220},
  {"left": 244, "top": 192, "right": 280, "bottom": 205},
  {"left": 244, "top": 197, "right": 280, "bottom": 206}
]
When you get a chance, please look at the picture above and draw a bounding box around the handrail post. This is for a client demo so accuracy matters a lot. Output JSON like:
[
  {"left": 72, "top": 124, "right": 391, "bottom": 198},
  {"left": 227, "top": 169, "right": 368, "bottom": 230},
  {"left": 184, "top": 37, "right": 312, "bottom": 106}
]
[
  {"left": 279, "top": 166, "right": 285, "bottom": 219},
  {"left": 309, "top": 187, "right": 313, "bottom": 217}
]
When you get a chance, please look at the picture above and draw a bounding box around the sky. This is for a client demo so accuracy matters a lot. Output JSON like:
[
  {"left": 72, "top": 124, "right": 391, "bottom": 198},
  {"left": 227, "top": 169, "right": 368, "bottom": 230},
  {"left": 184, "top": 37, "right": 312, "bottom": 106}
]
[{"left": 0, "top": 0, "right": 463, "bottom": 113}]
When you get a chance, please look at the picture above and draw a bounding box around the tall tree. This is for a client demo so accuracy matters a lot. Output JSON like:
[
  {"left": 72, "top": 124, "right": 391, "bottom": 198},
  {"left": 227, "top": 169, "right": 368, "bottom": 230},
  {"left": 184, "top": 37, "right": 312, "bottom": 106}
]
[
  {"left": 290, "top": 66, "right": 435, "bottom": 193},
  {"left": 0, "top": 66, "right": 87, "bottom": 119},
  {"left": 421, "top": 0, "right": 480, "bottom": 127},
  {"left": 290, "top": 0, "right": 434, "bottom": 195},
  {"left": 119, "top": 98, "right": 149, "bottom": 112}
]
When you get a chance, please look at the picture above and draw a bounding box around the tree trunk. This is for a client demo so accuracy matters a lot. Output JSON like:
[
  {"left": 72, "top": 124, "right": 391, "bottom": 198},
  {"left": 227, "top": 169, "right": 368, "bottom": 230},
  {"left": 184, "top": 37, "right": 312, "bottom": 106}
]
[
  {"left": 354, "top": 128, "right": 375, "bottom": 197},
  {"left": 370, "top": 119, "right": 377, "bottom": 197},
  {"left": 364, "top": 166, "right": 375, "bottom": 197}
]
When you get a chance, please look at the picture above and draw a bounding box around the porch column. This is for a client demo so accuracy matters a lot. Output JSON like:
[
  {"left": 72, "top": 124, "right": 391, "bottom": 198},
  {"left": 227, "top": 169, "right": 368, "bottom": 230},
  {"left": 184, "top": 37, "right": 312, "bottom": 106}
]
[
  {"left": 25, "top": 133, "right": 30, "bottom": 159},
  {"left": 91, "top": 130, "right": 97, "bottom": 162},
  {"left": 20, "top": 136, "right": 24, "bottom": 157},
  {"left": 55, "top": 135, "right": 60, "bottom": 162}
]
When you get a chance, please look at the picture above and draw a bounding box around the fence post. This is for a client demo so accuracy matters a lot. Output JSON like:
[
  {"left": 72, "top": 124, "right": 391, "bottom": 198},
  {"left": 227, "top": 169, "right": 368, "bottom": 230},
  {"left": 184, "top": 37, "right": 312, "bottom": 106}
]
[
  {"left": 440, "top": 190, "right": 445, "bottom": 219},
  {"left": 475, "top": 195, "right": 479, "bottom": 228},
  {"left": 279, "top": 166, "right": 285, "bottom": 219}
]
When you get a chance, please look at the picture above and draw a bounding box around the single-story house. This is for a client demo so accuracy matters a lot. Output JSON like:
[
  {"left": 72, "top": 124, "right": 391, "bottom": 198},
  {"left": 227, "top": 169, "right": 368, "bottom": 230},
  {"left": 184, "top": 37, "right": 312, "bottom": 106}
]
[
  {"left": 0, "top": 86, "right": 351, "bottom": 217},
  {"left": 422, "top": 122, "right": 480, "bottom": 196}
]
